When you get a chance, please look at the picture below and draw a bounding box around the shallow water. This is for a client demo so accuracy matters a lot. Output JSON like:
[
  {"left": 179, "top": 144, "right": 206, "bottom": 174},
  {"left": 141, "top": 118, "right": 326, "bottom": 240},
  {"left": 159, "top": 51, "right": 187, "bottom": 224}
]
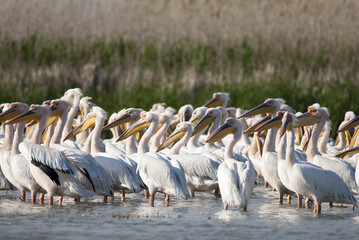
[{"left": 1, "top": 186, "right": 359, "bottom": 240}]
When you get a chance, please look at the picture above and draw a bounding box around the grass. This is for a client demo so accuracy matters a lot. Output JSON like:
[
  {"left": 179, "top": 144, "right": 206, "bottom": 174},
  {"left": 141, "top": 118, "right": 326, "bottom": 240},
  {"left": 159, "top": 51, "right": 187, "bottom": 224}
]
[{"left": 1, "top": 0, "right": 359, "bottom": 138}]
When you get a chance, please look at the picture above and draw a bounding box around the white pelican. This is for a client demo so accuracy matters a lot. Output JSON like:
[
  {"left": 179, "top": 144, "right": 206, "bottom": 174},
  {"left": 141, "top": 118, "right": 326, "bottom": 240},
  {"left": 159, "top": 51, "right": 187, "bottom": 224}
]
[
  {"left": 48, "top": 99, "right": 114, "bottom": 200},
  {"left": 117, "top": 111, "right": 190, "bottom": 207},
  {"left": 157, "top": 122, "right": 221, "bottom": 198},
  {"left": 61, "top": 88, "right": 83, "bottom": 144},
  {"left": 203, "top": 92, "right": 230, "bottom": 108},
  {"left": 0, "top": 103, "right": 29, "bottom": 200},
  {"left": 206, "top": 117, "right": 256, "bottom": 210},
  {"left": 300, "top": 105, "right": 359, "bottom": 195},
  {"left": 238, "top": 99, "right": 295, "bottom": 204},
  {"left": 65, "top": 106, "right": 142, "bottom": 202},
  {"left": 2, "top": 102, "right": 48, "bottom": 203},
  {"left": 191, "top": 108, "right": 225, "bottom": 158},
  {"left": 280, "top": 111, "right": 356, "bottom": 214},
  {"left": 8, "top": 104, "right": 94, "bottom": 205},
  {"left": 187, "top": 106, "right": 208, "bottom": 153}
]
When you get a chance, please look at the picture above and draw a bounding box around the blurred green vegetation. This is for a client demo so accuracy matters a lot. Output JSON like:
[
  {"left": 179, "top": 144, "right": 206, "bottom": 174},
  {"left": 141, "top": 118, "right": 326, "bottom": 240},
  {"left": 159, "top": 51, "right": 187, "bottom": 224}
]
[{"left": 0, "top": 34, "right": 358, "bottom": 138}]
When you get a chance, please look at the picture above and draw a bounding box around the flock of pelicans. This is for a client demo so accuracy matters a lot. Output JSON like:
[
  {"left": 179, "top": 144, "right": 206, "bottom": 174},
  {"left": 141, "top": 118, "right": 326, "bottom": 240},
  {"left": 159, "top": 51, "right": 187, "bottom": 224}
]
[{"left": 1, "top": 88, "right": 359, "bottom": 214}]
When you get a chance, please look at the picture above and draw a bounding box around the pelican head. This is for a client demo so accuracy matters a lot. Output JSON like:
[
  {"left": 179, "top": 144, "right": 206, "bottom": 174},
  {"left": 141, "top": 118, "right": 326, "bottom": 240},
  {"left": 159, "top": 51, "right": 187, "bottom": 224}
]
[
  {"left": 79, "top": 96, "right": 95, "bottom": 120},
  {"left": 63, "top": 106, "right": 107, "bottom": 141},
  {"left": 47, "top": 98, "right": 72, "bottom": 127},
  {"left": 62, "top": 88, "right": 83, "bottom": 103},
  {"left": 226, "top": 107, "right": 237, "bottom": 118},
  {"left": 192, "top": 108, "right": 221, "bottom": 137},
  {"left": 157, "top": 122, "right": 193, "bottom": 152},
  {"left": 189, "top": 106, "right": 208, "bottom": 125},
  {"left": 338, "top": 114, "right": 359, "bottom": 133},
  {"left": 279, "top": 111, "right": 296, "bottom": 137},
  {"left": 238, "top": 98, "right": 282, "bottom": 119},
  {"left": 116, "top": 111, "right": 155, "bottom": 142},
  {"left": 0, "top": 102, "right": 30, "bottom": 123},
  {"left": 178, "top": 104, "right": 194, "bottom": 122},
  {"left": 204, "top": 92, "right": 230, "bottom": 108},
  {"left": 206, "top": 117, "right": 241, "bottom": 143}
]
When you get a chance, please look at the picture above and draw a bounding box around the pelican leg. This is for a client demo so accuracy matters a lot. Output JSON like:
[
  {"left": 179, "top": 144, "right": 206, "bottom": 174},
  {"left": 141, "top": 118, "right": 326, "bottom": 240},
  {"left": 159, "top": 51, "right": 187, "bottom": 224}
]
[
  {"left": 144, "top": 190, "right": 149, "bottom": 199},
  {"left": 264, "top": 181, "right": 269, "bottom": 188},
  {"left": 59, "top": 196, "right": 63, "bottom": 206},
  {"left": 224, "top": 203, "right": 228, "bottom": 210},
  {"left": 329, "top": 202, "right": 333, "bottom": 208},
  {"left": 121, "top": 190, "right": 125, "bottom": 202},
  {"left": 243, "top": 205, "right": 247, "bottom": 211},
  {"left": 150, "top": 193, "right": 156, "bottom": 207},
  {"left": 297, "top": 196, "right": 302, "bottom": 208},
  {"left": 49, "top": 196, "right": 54, "bottom": 206},
  {"left": 74, "top": 197, "right": 81, "bottom": 203},
  {"left": 103, "top": 196, "right": 108, "bottom": 203},
  {"left": 279, "top": 194, "right": 283, "bottom": 204},
  {"left": 305, "top": 197, "right": 310, "bottom": 208},
  {"left": 21, "top": 190, "right": 26, "bottom": 201},
  {"left": 314, "top": 203, "right": 321, "bottom": 214},
  {"left": 39, "top": 193, "right": 45, "bottom": 204},
  {"left": 31, "top": 192, "right": 36, "bottom": 204},
  {"left": 287, "top": 195, "right": 291, "bottom": 204},
  {"left": 165, "top": 194, "right": 170, "bottom": 207}
]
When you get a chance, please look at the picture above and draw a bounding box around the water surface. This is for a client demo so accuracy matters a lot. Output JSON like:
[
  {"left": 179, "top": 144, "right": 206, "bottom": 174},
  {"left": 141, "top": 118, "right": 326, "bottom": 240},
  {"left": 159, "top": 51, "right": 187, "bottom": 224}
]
[{"left": 1, "top": 187, "right": 358, "bottom": 240}]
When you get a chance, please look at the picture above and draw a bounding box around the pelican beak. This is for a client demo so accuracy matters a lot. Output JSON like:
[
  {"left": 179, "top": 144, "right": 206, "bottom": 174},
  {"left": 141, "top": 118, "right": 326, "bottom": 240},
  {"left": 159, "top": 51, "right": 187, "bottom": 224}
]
[
  {"left": 63, "top": 114, "right": 96, "bottom": 141},
  {"left": 253, "top": 116, "right": 282, "bottom": 133},
  {"left": 206, "top": 122, "right": 234, "bottom": 143},
  {"left": 280, "top": 115, "right": 291, "bottom": 137},
  {"left": 157, "top": 128, "right": 186, "bottom": 152},
  {"left": 295, "top": 111, "right": 318, "bottom": 127},
  {"left": 336, "top": 145, "right": 359, "bottom": 159},
  {"left": 102, "top": 112, "right": 134, "bottom": 131},
  {"left": 0, "top": 108, "right": 17, "bottom": 123},
  {"left": 296, "top": 127, "right": 304, "bottom": 145},
  {"left": 337, "top": 115, "right": 359, "bottom": 133},
  {"left": 192, "top": 114, "right": 214, "bottom": 137},
  {"left": 204, "top": 96, "right": 223, "bottom": 108},
  {"left": 243, "top": 116, "right": 271, "bottom": 134},
  {"left": 349, "top": 128, "right": 359, "bottom": 149},
  {"left": 6, "top": 109, "right": 40, "bottom": 124},
  {"left": 238, "top": 102, "right": 275, "bottom": 119},
  {"left": 167, "top": 120, "right": 179, "bottom": 136},
  {"left": 303, "top": 127, "right": 312, "bottom": 152},
  {"left": 156, "top": 122, "right": 164, "bottom": 133},
  {"left": 80, "top": 108, "right": 85, "bottom": 119},
  {"left": 46, "top": 105, "right": 61, "bottom": 128},
  {"left": 116, "top": 118, "right": 150, "bottom": 142},
  {"left": 81, "top": 115, "right": 96, "bottom": 132},
  {"left": 189, "top": 115, "right": 200, "bottom": 125},
  {"left": 63, "top": 121, "right": 85, "bottom": 141},
  {"left": 26, "top": 120, "right": 38, "bottom": 128}
]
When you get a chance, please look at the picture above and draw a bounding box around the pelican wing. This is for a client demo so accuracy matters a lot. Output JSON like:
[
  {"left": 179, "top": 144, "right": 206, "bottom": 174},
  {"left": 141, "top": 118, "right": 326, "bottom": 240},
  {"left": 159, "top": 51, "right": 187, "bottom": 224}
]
[
  {"left": 59, "top": 147, "right": 114, "bottom": 196},
  {"left": 12, "top": 154, "right": 35, "bottom": 182},
  {"left": 94, "top": 152, "right": 142, "bottom": 193},
  {"left": 170, "top": 154, "right": 219, "bottom": 180},
  {"left": 19, "top": 141, "right": 76, "bottom": 174},
  {"left": 295, "top": 162, "right": 356, "bottom": 204},
  {"left": 218, "top": 162, "right": 244, "bottom": 207}
]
